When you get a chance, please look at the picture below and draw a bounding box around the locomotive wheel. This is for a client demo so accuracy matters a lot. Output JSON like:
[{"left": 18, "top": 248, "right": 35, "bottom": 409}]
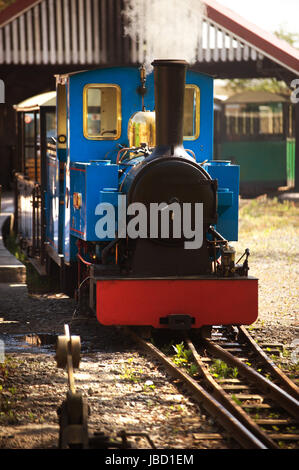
[{"left": 56, "top": 335, "right": 81, "bottom": 369}]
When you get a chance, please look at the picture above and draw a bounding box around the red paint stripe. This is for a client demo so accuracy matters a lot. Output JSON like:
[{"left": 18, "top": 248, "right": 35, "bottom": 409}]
[
  {"left": 46, "top": 236, "right": 58, "bottom": 249},
  {"left": 71, "top": 227, "right": 85, "bottom": 235},
  {"left": 70, "top": 167, "right": 86, "bottom": 173}
]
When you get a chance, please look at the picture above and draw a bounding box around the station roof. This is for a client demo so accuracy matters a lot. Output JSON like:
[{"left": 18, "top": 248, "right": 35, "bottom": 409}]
[
  {"left": 225, "top": 90, "right": 289, "bottom": 104},
  {"left": 204, "top": 0, "right": 299, "bottom": 76},
  {"left": 0, "top": 0, "right": 298, "bottom": 77}
]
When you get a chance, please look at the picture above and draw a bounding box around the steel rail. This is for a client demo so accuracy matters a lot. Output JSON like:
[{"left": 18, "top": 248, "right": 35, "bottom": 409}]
[
  {"left": 238, "top": 326, "right": 299, "bottom": 400},
  {"left": 203, "top": 337, "right": 299, "bottom": 421},
  {"left": 127, "top": 328, "right": 267, "bottom": 449},
  {"left": 185, "top": 336, "right": 279, "bottom": 449}
]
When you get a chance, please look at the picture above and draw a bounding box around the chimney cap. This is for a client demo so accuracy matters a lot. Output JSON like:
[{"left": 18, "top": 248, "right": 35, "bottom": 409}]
[{"left": 151, "top": 59, "right": 188, "bottom": 67}]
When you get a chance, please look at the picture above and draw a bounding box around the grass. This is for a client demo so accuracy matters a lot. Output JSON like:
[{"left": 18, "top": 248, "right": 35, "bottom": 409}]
[
  {"left": 237, "top": 195, "right": 299, "bottom": 271},
  {"left": 236, "top": 197, "right": 299, "bottom": 260},
  {"left": 236, "top": 196, "right": 299, "bottom": 291},
  {"left": 119, "top": 357, "right": 144, "bottom": 384},
  {"left": 4, "top": 231, "right": 27, "bottom": 264},
  {"left": 172, "top": 342, "right": 198, "bottom": 377},
  {"left": 0, "top": 357, "right": 19, "bottom": 424},
  {"left": 210, "top": 359, "right": 239, "bottom": 379},
  {"left": 239, "top": 196, "right": 299, "bottom": 230},
  {"left": 4, "top": 230, "right": 59, "bottom": 293},
  {"left": 237, "top": 195, "right": 299, "bottom": 377}
]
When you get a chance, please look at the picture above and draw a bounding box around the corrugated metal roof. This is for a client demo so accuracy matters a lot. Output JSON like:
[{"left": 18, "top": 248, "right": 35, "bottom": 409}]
[
  {"left": 0, "top": 0, "right": 298, "bottom": 75},
  {"left": 205, "top": 0, "right": 299, "bottom": 75}
]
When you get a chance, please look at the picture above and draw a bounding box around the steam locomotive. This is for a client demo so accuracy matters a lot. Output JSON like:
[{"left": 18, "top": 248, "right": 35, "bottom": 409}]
[{"left": 14, "top": 59, "right": 258, "bottom": 333}]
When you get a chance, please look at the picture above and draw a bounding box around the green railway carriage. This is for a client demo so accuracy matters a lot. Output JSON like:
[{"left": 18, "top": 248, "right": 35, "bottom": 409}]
[{"left": 214, "top": 91, "right": 295, "bottom": 196}]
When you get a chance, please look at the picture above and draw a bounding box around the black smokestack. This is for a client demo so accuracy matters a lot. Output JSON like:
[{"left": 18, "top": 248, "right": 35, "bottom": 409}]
[{"left": 152, "top": 59, "right": 188, "bottom": 148}]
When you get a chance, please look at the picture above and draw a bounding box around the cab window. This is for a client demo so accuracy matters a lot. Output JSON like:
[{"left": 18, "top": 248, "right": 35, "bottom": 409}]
[
  {"left": 83, "top": 84, "right": 121, "bottom": 140},
  {"left": 183, "top": 85, "right": 200, "bottom": 140}
]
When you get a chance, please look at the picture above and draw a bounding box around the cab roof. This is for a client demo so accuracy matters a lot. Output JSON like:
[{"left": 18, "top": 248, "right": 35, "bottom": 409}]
[{"left": 14, "top": 91, "right": 56, "bottom": 111}]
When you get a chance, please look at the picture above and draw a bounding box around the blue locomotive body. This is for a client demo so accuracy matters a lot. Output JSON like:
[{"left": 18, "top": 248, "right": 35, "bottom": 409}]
[
  {"left": 15, "top": 61, "right": 257, "bottom": 331},
  {"left": 47, "top": 66, "right": 238, "bottom": 264}
]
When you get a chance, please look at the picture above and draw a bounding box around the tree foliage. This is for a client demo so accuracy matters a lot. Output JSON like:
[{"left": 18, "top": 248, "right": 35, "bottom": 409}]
[
  {"left": 274, "top": 27, "right": 299, "bottom": 49},
  {"left": 225, "top": 78, "right": 289, "bottom": 95}
]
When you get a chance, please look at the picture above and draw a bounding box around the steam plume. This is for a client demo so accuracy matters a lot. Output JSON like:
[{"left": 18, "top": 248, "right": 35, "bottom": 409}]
[{"left": 123, "top": 0, "right": 206, "bottom": 72}]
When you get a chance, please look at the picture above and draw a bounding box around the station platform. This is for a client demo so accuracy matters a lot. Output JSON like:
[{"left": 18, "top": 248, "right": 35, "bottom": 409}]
[{"left": 0, "top": 192, "right": 26, "bottom": 283}]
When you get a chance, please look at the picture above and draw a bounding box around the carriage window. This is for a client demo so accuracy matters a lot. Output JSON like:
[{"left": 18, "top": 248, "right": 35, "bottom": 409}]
[
  {"left": 83, "top": 84, "right": 121, "bottom": 140},
  {"left": 46, "top": 111, "right": 56, "bottom": 143},
  {"left": 224, "top": 102, "right": 284, "bottom": 141},
  {"left": 183, "top": 85, "right": 200, "bottom": 140},
  {"left": 24, "top": 112, "right": 37, "bottom": 181}
]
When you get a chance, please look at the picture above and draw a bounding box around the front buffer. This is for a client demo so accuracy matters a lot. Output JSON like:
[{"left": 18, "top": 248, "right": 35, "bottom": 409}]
[{"left": 93, "top": 277, "right": 258, "bottom": 329}]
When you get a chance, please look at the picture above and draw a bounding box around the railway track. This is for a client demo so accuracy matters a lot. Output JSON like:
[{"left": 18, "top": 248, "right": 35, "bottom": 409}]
[
  {"left": 55, "top": 323, "right": 298, "bottom": 449},
  {"left": 127, "top": 326, "right": 299, "bottom": 450}
]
